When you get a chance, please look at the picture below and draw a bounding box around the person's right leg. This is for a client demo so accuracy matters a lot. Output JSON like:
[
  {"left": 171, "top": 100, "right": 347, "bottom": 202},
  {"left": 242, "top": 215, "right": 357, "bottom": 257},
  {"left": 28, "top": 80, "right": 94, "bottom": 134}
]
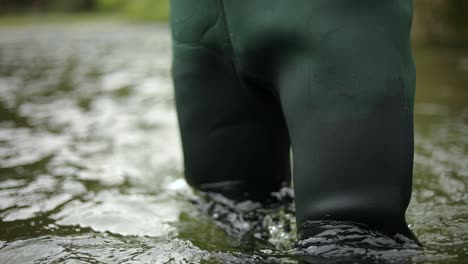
[{"left": 171, "top": 0, "right": 291, "bottom": 201}]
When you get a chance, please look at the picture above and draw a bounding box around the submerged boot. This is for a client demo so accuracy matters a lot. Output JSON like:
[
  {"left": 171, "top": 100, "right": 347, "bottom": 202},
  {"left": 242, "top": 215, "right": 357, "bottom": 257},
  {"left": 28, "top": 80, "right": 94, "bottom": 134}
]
[{"left": 171, "top": 0, "right": 419, "bottom": 244}]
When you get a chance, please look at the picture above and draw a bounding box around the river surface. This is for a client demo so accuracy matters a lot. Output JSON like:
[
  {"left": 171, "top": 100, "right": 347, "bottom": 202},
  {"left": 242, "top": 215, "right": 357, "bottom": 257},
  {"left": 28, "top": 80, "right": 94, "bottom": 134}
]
[{"left": 0, "top": 23, "right": 467, "bottom": 263}]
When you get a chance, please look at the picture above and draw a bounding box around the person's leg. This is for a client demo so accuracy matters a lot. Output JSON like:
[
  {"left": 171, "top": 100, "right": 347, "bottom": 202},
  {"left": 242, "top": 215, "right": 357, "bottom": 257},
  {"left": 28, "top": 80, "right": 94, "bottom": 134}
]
[
  {"left": 276, "top": 0, "right": 418, "bottom": 240},
  {"left": 171, "top": 0, "right": 291, "bottom": 201},
  {"left": 221, "top": 0, "right": 417, "bottom": 240}
]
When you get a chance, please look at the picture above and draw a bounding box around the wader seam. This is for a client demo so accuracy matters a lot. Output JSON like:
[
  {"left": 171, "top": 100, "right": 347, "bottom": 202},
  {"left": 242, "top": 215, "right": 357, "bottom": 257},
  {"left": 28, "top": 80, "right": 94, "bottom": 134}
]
[
  {"left": 218, "top": 0, "right": 285, "bottom": 112},
  {"left": 218, "top": 0, "right": 243, "bottom": 86}
]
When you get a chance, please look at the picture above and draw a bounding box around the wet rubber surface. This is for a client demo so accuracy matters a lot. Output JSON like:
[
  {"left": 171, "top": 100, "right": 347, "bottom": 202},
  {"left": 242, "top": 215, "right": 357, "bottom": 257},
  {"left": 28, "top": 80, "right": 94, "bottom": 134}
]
[{"left": 0, "top": 24, "right": 467, "bottom": 263}]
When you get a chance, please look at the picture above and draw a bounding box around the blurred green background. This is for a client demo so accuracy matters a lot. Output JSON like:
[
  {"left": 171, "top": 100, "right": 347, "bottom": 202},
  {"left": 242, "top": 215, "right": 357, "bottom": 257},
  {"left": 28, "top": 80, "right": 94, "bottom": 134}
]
[
  {"left": 0, "top": 0, "right": 467, "bottom": 45},
  {"left": 0, "top": 0, "right": 170, "bottom": 22}
]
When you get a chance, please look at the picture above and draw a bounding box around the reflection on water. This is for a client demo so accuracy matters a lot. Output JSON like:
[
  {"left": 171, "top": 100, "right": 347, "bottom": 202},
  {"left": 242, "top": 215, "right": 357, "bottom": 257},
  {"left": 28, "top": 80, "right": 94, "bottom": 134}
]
[{"left": 0, "top": 24, "right": 467, "bottom": 263}]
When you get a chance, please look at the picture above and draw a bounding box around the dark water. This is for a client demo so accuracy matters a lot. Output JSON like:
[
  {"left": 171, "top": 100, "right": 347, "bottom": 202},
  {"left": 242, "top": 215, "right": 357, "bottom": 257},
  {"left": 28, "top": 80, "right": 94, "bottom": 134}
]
[{"left": 0, "top": 24, "right": 466, "bottom": 263}]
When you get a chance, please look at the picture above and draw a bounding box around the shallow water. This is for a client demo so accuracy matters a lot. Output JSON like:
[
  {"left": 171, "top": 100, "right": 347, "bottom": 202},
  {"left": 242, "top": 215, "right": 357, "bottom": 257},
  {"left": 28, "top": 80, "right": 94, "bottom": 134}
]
[{"left": 0, "top": 24, "right": 467, "bottom": 263}]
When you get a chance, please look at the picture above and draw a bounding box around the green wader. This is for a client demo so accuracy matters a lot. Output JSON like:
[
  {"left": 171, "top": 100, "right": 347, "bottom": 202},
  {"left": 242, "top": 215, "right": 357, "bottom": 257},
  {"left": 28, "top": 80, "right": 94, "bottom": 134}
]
[{"left": 170, "top": 0, "right": 418, "bottom": 242}]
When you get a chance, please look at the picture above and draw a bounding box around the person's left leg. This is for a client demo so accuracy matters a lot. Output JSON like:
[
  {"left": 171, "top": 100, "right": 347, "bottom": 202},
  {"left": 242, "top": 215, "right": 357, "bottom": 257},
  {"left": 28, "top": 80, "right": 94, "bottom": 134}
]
[
  {"left": 275, "top": 0, "right": 418, "bottom": 241},
  {"left": 222, "top": 0, "right": 419, "bottom": 242}
]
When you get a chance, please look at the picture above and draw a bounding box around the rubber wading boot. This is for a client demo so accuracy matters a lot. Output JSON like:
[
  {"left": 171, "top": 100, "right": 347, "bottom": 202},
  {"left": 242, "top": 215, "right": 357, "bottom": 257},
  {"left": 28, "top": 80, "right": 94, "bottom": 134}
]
[{"left": 170, "top": 0, "right": 420, "bottom": 245}]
